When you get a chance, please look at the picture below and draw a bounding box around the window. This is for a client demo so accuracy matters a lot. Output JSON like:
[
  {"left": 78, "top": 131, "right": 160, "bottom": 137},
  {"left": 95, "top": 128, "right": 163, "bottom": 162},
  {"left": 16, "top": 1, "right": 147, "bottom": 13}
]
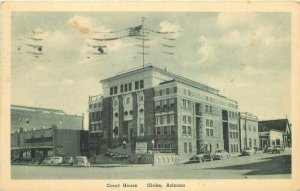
[
  {"left": 188, "top": 90, "right": 191, "bottom": 96},
  {"left": 113, "top": 86, "right": 117, "bottom": 94},
  {"left": 249, "top": 138, "right": 252, "bottom": 148},
  {"left": 206, "top": 119, "right": 209, "bottom": 126},
  {"left": 160, "top": 116, "right": 163, "bottom": 124},
  {"left": 156, "top": 117, "right": 159, "bottom": 125},
  {"left": 163, "top": 115, "right": 167, "bottom": 124},
  {"left": 248, "top": 125, "right": 251, "bottom": 131},
  {"left": 205, "top": 105, "right": 209, "bottom": 112},
  {"left": 139, "top": 95, "right": 143, "bottom": 101},
  {"left": 140, "top": 124, "right": 144, "bottom": 134},
  {"left": 206, "top": 128, "right": 209, "bottom": 136},
  {"left": 110, "top": 87, "right": 113, "bottom": 95},
  {"left": 157, "top": 127, "right": 161, "bottom": 135},
  {"left": 120, "top": 85, "right": 123, "bottom": 93},
  {"left": 253, "top": 126, "right": 256, "bottom": 132},
  {"left": 189, "top": 143, "right": 192, "bottom": 152},
  {"left": 210, "top": 129, "right": 213, "bottom": 136},
  {"left": 163, "top": 100, "right": 168, "bottom": 107},
  {"left": 188, "top": 116, "right": 192, "bottom": 124},
  {"left": 124, "top": 84, "right": 128, "bottom": 92},
  {"left": 163, "top": 126, "right": 168, "bottom": 135},
  {"left": 209, "top": 106, "right": 212, "bottom": 113},
  {"left": 173, "top": 87, "right": 177, "bottom": 93},
  {"left": 170, "top": 115, "right": 174, "bottom": 124},
  {"left": 140, "top": 80, "right": 144, "bottom": 89},
  {"left": 135, "top": 81, "right": 139, "bottom": 90},
  {"left": 183, "top": 126, "right": 187, "bottom": 134},
  {"left": 171, "top": 126, "right": 175, "bottom": 134},
  {"left": 187, "top": 126, "right": 191, "bottom": 135},
  {"left": 128, "top": 83, "right": 132, "bottom": 91},
  {"left": 126, "top": 97, "right": 130, "bottom": 104},
  {"left": 155, "top": 101, "right": 161, "bottom": 109},
  {"left": 184, "top": 142, "right": 187, "bottom": 153},
  {"left": 169, "top": 98, "right": 175, "bottom": 106},
  {"left": 167, "top": 115, "right": 170, "bottom": 123},
  {"left": 209, "top": 120, "right": 213, "bottom": 127},
  {"left": 166, "top": 88, "right": 169, "bottom": 94},
  {"left": 183, "top": 116, "right": 187, "bottom": 124},
  {"left": 254, "top": 139, "right": 257, "bottom": 147}
]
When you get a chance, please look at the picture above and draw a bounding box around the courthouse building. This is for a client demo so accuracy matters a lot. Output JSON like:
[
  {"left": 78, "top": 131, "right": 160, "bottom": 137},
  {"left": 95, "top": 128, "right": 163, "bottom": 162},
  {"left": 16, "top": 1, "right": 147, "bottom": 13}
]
[{"left": 88, "top": 65, "right": 240, "bottom": 160}]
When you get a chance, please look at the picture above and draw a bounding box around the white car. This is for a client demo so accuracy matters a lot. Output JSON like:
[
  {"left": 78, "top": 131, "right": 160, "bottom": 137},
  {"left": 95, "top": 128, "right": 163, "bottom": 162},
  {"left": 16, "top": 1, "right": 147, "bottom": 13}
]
[
  {"left": 52, "top": 157, "right": 63, "bottom": 165},
  {"left": 241, "top": 148, "right": 256, "bottom": 156},
  {"left": 213, "top": 150, "right": 230, "bottom": 160},
  {"left": 74, "top": 156, "right": 90, "bottom": 168}
]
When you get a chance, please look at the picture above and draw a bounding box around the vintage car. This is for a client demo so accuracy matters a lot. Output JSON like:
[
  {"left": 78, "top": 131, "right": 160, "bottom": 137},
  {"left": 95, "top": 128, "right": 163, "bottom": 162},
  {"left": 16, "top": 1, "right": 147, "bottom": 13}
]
[
  {"left": 62, "top": 157, "right": 74, "bottom": 166},
  {"left": 189, "top": 152, "right": 213, "bottom": 163},
  {"left": 74, "top": 156, "right": 90, "bottom": 168},
  {"left": 40, "top": 157, "right": 53, "bottom": 165},
  {"left": 241, "top": 148, "right": 256, "bottom": 156},
  {"left": 52, "top": 157, "right": 63, "bottom": 165},
  {"left": 213, "top": 150, "right": 230, "bottom": 160}
]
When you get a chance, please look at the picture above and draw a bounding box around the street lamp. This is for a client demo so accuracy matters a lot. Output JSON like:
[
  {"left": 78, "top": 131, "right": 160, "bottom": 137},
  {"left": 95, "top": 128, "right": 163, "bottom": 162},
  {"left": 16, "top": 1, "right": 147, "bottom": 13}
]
[{"left": 151, "top": 139, "right": 155, "bottom": 166}]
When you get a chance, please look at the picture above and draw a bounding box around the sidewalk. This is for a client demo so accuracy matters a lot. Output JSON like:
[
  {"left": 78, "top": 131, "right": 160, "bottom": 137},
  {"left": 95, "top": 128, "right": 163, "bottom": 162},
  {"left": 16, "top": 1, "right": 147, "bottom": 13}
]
[{"left": 91, "top": 163, "right": 154, "bottom": 168}]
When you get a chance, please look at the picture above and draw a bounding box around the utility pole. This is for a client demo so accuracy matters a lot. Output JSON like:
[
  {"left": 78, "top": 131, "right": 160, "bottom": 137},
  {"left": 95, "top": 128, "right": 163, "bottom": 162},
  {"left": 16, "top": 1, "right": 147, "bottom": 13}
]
[{"left": 141, "top": 17, "right": 145, "bottom": 68}]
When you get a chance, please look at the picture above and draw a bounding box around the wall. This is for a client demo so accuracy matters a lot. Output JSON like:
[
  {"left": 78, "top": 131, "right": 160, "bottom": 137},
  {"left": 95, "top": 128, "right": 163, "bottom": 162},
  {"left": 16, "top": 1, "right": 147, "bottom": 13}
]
[{"left": 11, "top": 107, "right": 83, "bottom": 132}]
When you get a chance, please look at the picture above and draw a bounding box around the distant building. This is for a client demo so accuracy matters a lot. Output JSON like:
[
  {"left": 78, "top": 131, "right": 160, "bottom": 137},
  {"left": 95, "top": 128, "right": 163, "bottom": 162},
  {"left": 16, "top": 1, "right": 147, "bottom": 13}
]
[
  {"left": 11, "top": 105, "right": 84, "bottom": 132},
  {"left": 239, "top": 112, "right": 259, "bottom": 150},
  {"left": 10, "top": 105, "right": 88, "bottom": 159},
  {"left": 88, "top": 65, "right": 240, "bottom": 161},
  {"left": 258, "top": 119, "right": 292, "bottom": 148}
]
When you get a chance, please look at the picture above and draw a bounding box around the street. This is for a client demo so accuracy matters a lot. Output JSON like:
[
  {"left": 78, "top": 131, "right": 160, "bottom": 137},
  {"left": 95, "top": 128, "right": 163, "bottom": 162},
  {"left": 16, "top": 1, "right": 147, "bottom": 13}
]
[{"left": 11, "top": 151, "right": 291, "bottom": 179}]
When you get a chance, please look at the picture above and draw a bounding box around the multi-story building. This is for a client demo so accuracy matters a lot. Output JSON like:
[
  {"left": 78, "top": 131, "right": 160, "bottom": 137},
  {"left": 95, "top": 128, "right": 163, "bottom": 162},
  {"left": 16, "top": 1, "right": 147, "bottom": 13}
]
[
  {"left": 239, "top": 112, "right": 259, "bottom": 151},
  {"left": 88, "top": 65, "right": 240, "bottom": 160}
]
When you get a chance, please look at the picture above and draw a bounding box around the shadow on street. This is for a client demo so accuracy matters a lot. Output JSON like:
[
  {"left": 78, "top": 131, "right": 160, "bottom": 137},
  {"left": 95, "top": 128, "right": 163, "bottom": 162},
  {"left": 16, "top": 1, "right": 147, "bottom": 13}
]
[{"left": 202, "top": 155, "right": 291, "bottom": 176}]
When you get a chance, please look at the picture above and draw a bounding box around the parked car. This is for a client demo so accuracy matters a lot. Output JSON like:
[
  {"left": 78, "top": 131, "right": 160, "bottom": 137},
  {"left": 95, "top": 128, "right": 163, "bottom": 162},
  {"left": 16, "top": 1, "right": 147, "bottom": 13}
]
[
  {"left": 213, "top": 150, "right": 230, "bottom": 160},
  {"left": 40, "top": 157, "right": 53, "bottom": 165},
  {"left": 255, "top": 148, "right": 264, "bottom": 154},
  {"left": 62, "top": 157, "right": 74, "bottom": 166},
  {"left": 241, "top": 148, "right": 256, "bottom": 156},
  {"left": 52, "top": 157, "right": 63, "bottom": 165},
  {"left": 189, "top": 154, "right": 204, "bottom": 163},
  {"left": 190, "top": 151, "right": 214, "bottom": 163},
  {"left": 74, "top": 156, "right": 90, "bottom": 168}
]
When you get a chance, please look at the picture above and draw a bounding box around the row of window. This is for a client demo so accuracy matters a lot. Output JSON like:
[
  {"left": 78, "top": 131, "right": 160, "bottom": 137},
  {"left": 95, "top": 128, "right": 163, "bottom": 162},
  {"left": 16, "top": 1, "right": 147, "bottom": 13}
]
[
  {"left": 246, "top": 138, "right": 257, "bottom": 148},
  {"left": 156, "top": 126, "right": 175, "bottom": 135},
  {"left": 205, "top": 105, "right": 213, "bottom": 113},
  {"left": 155, "top": 98, "right": 176, "bottom": 109},
  {"left": 155, "top": 87, "right": 177, "bottom": 96},
  {"left": 228, "top": 111, "right": 238, "bottom": 119},
  {"left": 206, "top": 119, "right": 214, "bottom": 127},
  {"left": 182, "top": 126, "right": 192, "bottom": 135},
  {"left": 244, "top": 124, "right": 257, "bottom": 132},
  {"left": 183, "top": 115, "right": 192, "bottom": 124},
  {"left": 109, "top": 80, "right": 144, "bottom": 95},
  {"left": 229, "top": 131, "right": 239, "bottom": 139},
  {"left": 90, "top": 123, "right": 102, "bottom": 132},
  {"left": 184, "top": 142, "right": 193, "bottom": 153},
  {"left": 182, "top": 99, "right": 192, "bottom": 109},
  {"left": 230, "top": 144, "right": 239, "bottom": 153},
  {"left": 229, "top": 123, "right": 238, "bottom": 130},
  {"left": 155, "top": 114, "right": 175, "bottom": 125},
  {"left": 89, "top": 111, "right": 102, "bottom": 119},
  {"left": 89, "top": 102, "right": 101, "bottom": 109},
  {"left": 206, "top": 128, "right": 214, "bottom": 137}
]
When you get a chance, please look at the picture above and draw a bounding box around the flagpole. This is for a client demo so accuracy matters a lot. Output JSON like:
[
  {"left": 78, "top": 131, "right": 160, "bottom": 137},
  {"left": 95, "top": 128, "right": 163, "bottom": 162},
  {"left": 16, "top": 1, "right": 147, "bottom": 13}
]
[{"left": 141, "top": 17, "right": 145, "bottom": 68}]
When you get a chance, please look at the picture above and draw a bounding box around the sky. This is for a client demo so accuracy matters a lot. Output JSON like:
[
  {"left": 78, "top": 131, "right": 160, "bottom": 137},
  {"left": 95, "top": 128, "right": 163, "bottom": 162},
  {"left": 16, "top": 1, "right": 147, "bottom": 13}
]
[{"left": 11, "top": 12, "right": 291, "bottom": 129}]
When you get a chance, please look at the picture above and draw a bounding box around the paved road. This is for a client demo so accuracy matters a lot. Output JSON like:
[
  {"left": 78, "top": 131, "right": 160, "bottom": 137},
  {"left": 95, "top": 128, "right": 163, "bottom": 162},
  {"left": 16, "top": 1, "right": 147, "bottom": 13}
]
[{"left": 11, "top": 152, "right": 291, "bottom": 179}]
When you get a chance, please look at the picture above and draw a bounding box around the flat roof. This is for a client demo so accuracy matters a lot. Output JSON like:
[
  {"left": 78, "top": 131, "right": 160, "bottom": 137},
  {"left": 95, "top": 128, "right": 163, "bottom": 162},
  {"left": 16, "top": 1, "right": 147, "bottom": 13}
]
[{"left": 100, "top": 65, "right": 220, "bottom": 95}]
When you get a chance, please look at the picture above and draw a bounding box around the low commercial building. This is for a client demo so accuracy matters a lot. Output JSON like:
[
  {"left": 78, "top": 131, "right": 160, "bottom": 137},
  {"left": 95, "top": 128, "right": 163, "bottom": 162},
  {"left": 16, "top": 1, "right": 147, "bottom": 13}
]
[
  {"left": 258, "top": 119, "right": 292, "bottom": 148},
  {"left": 88, "top": 65, "right": 240, "bottom": 161},
  {"left": 239, "top": 112, "right": 259, "bottom": 150},
  {"left": 10, "top": 105, "right": 88, "bottom": 159}
]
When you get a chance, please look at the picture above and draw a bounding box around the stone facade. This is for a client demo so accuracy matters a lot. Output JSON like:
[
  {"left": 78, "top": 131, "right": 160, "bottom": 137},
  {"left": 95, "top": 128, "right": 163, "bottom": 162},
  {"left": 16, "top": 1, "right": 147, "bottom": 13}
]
[
  {"left": 88, "top": 66, "right": 240, "bottom": 161},
  {"left": 239, "top": 112, "right": 259, "bottom": 150}
]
